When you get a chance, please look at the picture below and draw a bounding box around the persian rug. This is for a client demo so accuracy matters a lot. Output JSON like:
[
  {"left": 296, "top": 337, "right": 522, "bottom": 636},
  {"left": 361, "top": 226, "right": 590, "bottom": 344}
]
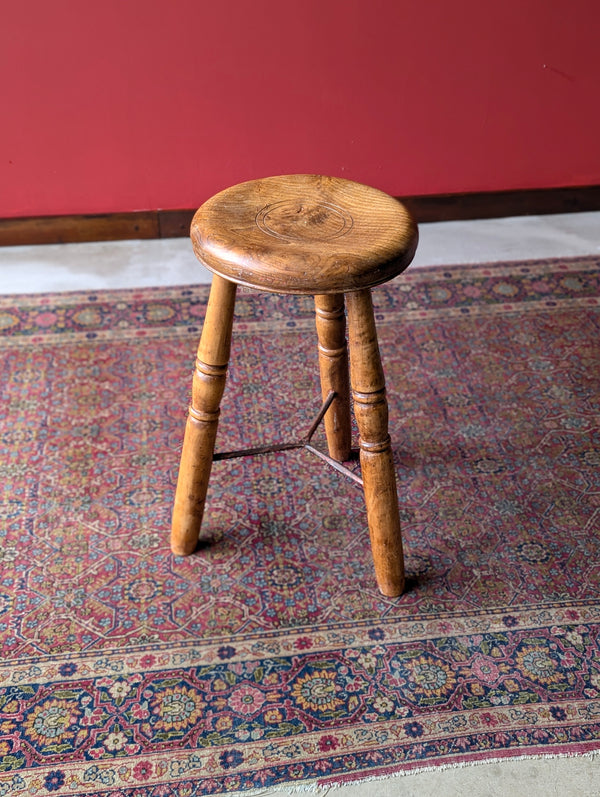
[{"left": 1, "top": 256, "right": 600, "bottom": 796}]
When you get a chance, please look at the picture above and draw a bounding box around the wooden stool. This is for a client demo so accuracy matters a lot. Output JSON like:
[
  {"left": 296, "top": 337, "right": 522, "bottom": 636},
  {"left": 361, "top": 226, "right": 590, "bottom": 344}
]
[{"left": 171, "top": 175, "right": 418, "bottom": 597}]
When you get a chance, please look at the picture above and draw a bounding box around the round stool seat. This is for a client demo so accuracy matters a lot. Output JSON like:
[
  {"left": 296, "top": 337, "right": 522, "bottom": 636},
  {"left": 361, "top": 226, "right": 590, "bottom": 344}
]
[{"left": 191, "top": 174, "right": 418, "bottom": 294}]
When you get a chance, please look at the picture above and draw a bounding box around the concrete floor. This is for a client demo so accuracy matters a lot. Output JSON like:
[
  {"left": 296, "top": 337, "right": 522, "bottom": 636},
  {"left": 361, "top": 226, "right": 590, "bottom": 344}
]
[
  {"left": 2, "top": 212, "right": 599, "bottom": 795},
  {"left": 1, "top": 211, "right": 599, "bottom": 293}
]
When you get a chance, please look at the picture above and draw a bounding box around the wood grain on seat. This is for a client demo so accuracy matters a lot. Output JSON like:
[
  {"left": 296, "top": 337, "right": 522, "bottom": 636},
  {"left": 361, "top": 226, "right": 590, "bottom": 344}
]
[{"left": 191, "top": 174, "right": 418, "bottom": 294}]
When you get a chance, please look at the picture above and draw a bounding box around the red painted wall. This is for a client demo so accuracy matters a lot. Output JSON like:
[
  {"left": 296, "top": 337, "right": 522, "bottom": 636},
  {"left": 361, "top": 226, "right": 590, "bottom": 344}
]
[{"left": 2, "top": 0, "right": 599, "bottom": 218}]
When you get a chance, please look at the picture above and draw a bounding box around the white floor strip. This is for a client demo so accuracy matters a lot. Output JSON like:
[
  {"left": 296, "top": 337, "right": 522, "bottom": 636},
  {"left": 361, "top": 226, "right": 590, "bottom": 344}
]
[{"left": 1, "top": 212, "right": 599, "bottom": 294}]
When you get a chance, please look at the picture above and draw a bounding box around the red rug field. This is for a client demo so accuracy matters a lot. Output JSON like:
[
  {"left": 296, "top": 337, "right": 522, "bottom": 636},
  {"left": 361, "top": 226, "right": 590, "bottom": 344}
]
[{"left": 1, "top": 256, "right": 599, "bottom": 795}]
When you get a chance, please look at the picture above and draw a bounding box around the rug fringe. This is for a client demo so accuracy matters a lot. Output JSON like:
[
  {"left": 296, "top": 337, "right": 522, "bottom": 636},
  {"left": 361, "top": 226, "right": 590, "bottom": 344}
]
[{"left": 215, "top": 750, "right": 600, "bottom": 797}]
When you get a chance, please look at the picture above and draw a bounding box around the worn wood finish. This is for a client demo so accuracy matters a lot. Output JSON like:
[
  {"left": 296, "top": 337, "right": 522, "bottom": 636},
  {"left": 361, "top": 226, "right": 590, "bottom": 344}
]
[
  {"left": 346, "top": 289, "right": 405, "bottom": 597},
  {"left": 171, "top": 275, "right": 237, "bottom": 556},
  {"left": 190, "top": 175, "right": 418, "bottom": 294},
  {"left": 314, "top": 294, "right": 352, "bottom": 462}
]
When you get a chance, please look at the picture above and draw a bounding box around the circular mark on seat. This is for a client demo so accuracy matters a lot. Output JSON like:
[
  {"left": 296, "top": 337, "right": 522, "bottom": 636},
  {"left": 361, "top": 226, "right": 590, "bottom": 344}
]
[{"left": 256, "top": 199, "right": 354, "bottom": 242}]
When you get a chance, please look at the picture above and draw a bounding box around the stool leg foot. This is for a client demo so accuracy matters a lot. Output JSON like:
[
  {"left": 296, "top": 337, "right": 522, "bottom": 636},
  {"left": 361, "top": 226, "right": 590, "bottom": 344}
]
[
  {"left": 314, "top": 294, "right": 352, "bottom": 461},
  {"left": 346, "top": 289, "right": 405, "bottom": 597},
  {"left": 171, "top": 276, "right": 237, "bottom": 556}
]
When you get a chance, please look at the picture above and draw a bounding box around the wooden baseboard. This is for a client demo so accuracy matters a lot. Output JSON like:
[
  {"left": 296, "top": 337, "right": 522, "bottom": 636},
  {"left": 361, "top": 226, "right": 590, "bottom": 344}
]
[
  {"left": 400, "top": 185, "right": 600, "bottom": 224},
  {"left": 1, "top": 185, "right": 599, "bottom": 247}
]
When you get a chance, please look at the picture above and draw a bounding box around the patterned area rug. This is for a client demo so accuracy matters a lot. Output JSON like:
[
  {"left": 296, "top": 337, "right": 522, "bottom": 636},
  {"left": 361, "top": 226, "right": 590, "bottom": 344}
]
[{"left": 1, "top": 256, "right": 600, "bottom": 796}]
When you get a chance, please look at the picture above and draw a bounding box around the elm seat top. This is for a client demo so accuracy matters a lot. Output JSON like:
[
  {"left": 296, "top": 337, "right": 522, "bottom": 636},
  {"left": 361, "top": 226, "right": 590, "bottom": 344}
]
[{"left": 190, "top": 174, "right": 418, "bottom": 295}]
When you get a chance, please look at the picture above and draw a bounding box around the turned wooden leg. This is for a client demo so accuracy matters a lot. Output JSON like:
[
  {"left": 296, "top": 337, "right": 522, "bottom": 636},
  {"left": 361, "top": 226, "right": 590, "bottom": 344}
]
[
  {"left": 171, "top": 275, "right": 237, "bottom": 555},
  {"left": 314, "top": 294, "right": 352, "bottom": 461},
  {"left": 346, "top": 289, "right": 404, "bottom": 597}
]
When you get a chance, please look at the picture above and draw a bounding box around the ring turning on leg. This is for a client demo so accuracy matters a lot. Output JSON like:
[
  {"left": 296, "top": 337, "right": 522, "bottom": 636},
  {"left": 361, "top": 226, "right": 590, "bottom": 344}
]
[
  {"left": 314, "top": 294, "right": 352, "bottom": 462},
  {"left": 171, "top": 275, "right": 237, "bottom": 555},
  {"left": 346, "top": 289, "right": 405, "bottom": 597}
]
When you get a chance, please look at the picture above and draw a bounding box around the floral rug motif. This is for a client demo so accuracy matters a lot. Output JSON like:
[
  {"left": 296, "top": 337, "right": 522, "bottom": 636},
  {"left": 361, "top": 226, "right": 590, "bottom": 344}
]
[{"left": 1, "top": 256, "right": 600, "bottom": 795}]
